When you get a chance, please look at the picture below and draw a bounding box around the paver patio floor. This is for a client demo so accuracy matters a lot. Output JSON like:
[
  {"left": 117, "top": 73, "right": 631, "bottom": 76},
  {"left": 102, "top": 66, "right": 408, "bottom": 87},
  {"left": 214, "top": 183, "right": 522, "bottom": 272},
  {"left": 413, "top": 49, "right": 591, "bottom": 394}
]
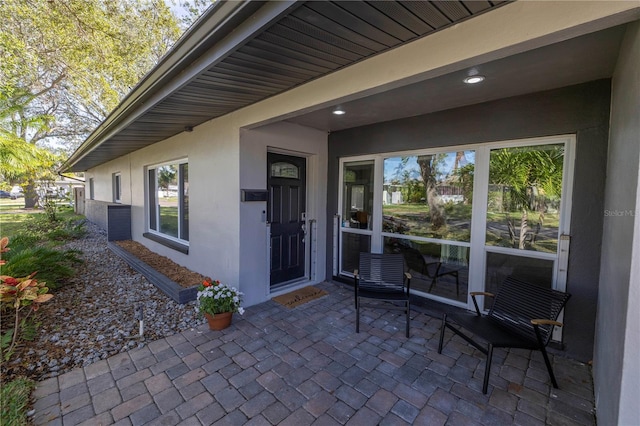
[{"left": 32, "top": 282, "right": 595, "bottom": 425}]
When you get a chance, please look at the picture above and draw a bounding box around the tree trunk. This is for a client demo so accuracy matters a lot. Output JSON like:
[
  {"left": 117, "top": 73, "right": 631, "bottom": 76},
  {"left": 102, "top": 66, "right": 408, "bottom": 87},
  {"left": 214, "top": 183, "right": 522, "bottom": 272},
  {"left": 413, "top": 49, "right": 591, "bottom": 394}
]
[
  {"left": 417, "top": 155, "right": 446, "bottom": 229},
  {"left": 23, "top": 180, "right": 39, "bottom": 209},
  {"left": 519, "top": 209, "right": 530, "bottom": 250}
]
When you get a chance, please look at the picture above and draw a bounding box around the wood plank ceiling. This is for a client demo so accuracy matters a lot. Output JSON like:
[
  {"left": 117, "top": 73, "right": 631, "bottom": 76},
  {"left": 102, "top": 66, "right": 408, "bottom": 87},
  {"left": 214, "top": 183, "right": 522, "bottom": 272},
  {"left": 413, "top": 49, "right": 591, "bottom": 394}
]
[{"left": 71, "top": 0, "right": 507, "bottom": 171}]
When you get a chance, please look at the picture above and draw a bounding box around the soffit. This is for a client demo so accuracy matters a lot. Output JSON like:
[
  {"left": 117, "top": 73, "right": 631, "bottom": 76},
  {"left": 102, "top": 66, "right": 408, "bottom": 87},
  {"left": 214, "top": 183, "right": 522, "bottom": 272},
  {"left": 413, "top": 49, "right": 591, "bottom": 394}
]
[
  {"left": 285, "top": 24, "right": 627, "bottom": 132},
  {"left": 67, "top": 0, "right": 508, "bottom": 171}
]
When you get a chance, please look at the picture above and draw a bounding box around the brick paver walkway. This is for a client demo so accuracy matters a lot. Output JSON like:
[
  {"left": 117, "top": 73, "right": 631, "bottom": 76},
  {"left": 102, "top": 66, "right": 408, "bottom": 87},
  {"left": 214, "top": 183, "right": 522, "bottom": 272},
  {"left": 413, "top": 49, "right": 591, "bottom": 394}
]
[{"left": 32, "top": 282, "right": 595, "bottom": 425}]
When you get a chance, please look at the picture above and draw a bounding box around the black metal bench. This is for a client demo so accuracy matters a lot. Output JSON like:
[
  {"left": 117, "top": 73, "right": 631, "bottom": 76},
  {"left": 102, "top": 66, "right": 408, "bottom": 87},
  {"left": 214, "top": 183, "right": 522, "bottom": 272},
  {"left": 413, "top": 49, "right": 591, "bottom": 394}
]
[{"left": 438, "top": 276, "right": 571, "bottom": 394}]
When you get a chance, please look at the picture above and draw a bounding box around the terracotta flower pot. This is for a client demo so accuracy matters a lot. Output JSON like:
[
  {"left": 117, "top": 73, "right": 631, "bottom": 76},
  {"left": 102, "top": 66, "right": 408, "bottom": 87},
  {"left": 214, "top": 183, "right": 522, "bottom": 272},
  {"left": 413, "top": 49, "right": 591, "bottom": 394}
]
[{"left": 204, "top": 312, "right": 233, "bottom": 330}]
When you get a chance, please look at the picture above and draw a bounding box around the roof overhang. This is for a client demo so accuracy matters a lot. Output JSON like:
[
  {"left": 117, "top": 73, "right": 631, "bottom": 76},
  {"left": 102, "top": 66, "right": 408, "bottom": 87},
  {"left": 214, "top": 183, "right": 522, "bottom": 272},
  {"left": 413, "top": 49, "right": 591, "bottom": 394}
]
[
  {"left": 61, "top": 0, "right": 512, "bottom": 172},
  {"left": 62, "top": 1, "right": 640, "bottom": 173}
]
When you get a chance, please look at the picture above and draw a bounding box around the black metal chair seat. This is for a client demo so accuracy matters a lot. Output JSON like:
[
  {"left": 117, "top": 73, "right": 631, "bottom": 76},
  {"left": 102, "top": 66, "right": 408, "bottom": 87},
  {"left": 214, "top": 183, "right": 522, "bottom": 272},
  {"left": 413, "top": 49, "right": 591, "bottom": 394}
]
[
  {"left": 444, "top": 313, "right": 538, "bottom": 348},
  {"left": 438, "top": 276, "right": 571, "bottom": 394},
  {"left": 355, "top": 253, "right": 411, "bottom": 337}
]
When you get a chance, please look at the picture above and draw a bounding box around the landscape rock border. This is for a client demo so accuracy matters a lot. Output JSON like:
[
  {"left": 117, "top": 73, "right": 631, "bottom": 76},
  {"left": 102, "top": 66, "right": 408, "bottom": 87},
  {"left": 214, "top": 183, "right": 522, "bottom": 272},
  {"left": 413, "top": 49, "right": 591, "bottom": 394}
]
[
  {"left": 1, "top": 221, "right": 205, "bottom": 384},
  {"left": 108, "top": 242, "right": 198, "bottom": 303}
]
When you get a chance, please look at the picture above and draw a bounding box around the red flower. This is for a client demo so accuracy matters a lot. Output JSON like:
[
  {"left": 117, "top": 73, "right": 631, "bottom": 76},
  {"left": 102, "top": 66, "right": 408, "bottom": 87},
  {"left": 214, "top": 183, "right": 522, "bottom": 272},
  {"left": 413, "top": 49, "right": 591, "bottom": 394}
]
[{"left": 203, "top": 280, "right": 212, "bottom": 287}]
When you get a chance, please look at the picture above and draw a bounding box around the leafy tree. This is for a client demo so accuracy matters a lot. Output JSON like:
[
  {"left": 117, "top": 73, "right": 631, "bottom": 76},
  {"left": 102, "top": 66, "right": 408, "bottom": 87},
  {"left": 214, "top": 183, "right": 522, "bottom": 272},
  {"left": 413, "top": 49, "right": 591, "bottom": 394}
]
[
  {"left": 489, "top": 145, "right": 564, "bottom": 249},
  {"left": 0, "top": 135, "right": 55, "bottom": 181},
  {"left": 489, "top": 145, "right": 564, "bottom": 212},
  {"left": 1, "top": 0, "right": 182, "bottom": 150},
  {"left": 1, "top": 0, "right": 183, "bottom": 206},
  {"left": 172, "top": 0, "right": 214, "bottom": 29},
  {"left": 157, "top": 165, "right": 177, "bottom": 196},
  {"left": 0, "top": 132, "right": 60, "bottom": 207}
]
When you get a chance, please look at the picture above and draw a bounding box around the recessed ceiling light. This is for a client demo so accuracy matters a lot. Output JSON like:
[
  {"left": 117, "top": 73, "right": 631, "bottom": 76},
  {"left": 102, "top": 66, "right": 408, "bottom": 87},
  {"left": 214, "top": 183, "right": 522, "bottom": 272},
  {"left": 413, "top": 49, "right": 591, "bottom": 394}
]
[
  {"left": 333, "top": 108, "right": 346, "bottom": 115},
  {"left": 463, "top": 75, "right": 485, "bottom": 84}
]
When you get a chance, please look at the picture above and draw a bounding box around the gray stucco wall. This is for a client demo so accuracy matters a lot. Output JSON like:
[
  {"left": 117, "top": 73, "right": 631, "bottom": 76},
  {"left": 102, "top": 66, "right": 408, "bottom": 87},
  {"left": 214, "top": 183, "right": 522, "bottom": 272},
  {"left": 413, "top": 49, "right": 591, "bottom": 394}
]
[
  {"left": 327, "top": 80, "right": 612, "bottom": 361},
  {"left": 594, "top": 22, "right": 640, "bottom": 426}
]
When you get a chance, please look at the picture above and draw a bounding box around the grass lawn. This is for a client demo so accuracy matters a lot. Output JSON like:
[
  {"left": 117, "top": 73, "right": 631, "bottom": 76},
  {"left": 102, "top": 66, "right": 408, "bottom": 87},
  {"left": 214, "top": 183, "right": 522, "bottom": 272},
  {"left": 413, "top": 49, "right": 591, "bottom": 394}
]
[
  {"left": 382, "top": 203, "right": 472, "bottom": 241},
  {"left": 0, "top": 201, "right": 83, "bottom": 240},
  {"left": 0, "top": 378, "right": 34, "bottom": 426},
  {"left": 0, "top": 200, "right": 44, "bottom": 238},
  {"left": 0, "top": 199, "right": 24, "bottom": 212},
  {"left": 159, "top": 206, "right": 179, "bottom": 237}
]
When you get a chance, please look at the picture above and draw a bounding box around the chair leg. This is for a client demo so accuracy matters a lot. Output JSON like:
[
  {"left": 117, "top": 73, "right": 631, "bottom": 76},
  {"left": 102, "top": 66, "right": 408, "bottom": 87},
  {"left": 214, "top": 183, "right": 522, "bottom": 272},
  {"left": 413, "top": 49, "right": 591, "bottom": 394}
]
[
  {"left": 429, "top": 276, "right": 437, "bottom": 293},
  {"left": 540, "top": 346, "right": 559, "bottom": 388},
  {"left": 356, "top": 297, "right": 360, "bottom": 333},
  {"left": 438, "top": 314, "right": 447, "bottom": 353},
  {"left": 405, "top": 301, "right": 410, "bottom": 338},
  {"left": 482, "top": 344, "right": 494, "bottom": 394},
  {"left": 454, "top": 272, "right": 459, "bottom": 298}
]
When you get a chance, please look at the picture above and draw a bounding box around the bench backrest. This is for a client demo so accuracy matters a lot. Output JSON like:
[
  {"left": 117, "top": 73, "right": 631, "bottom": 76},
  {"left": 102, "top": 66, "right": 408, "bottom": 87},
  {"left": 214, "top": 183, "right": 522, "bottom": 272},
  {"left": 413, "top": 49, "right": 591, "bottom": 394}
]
[{"left": 488, "top": 276, "right": 571, "bottom": 344}]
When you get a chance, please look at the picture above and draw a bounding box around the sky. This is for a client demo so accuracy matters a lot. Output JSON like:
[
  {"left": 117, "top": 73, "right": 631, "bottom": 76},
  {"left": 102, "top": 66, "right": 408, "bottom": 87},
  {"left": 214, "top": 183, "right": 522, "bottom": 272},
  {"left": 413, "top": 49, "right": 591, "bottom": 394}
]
[{"left": 383, "top": 151, "right": 475, "bottom": 183}]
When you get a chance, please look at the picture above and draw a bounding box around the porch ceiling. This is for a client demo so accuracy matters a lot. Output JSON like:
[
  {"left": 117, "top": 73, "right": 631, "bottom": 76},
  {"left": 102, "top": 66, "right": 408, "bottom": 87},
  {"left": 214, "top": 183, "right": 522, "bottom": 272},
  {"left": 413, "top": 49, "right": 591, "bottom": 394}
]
[
  {"left": 64, "top": 0, "right": 509, "bottom": 172},
  {"left": 284, "top": 24, "right": 626, "bottom": 132}
]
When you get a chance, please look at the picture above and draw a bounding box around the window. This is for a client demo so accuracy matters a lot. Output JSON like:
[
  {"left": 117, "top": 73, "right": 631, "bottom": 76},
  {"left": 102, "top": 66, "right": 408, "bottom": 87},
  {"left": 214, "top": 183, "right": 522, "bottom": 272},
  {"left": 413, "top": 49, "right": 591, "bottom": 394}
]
[
  {"left": 483, "top": 142, "right": 568, "bottom": 297},
  {"left": 379, "top": 151, "right": 474, "bottom": 303},
  {"left": 147, "top": 160, "right": 189, "bottom": 243},
  {"left": 383, "top": 151, "right": 474, "bottom": 241},
  {"left": 337, "top": 136, "right": 574, "bottom": 310},
  {"left": 340, "top": 160, "right": 374, "bottom": 274},
  {"left": 271, "top": 162, "right": 299, "bottom": 179},
  {"left": 89, "top": 178, "right": 94, "bottom": 200},
  {"left": 113, "top": 173, "right": 121, "bottom": 203}
]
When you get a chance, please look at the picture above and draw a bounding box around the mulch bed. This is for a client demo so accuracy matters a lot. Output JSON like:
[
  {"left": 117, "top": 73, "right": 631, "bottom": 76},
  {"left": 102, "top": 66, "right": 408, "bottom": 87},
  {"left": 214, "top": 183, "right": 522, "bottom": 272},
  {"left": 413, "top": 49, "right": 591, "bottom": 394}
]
[{"left": 114, "top": 240, "right": 210, "bottom": 288}]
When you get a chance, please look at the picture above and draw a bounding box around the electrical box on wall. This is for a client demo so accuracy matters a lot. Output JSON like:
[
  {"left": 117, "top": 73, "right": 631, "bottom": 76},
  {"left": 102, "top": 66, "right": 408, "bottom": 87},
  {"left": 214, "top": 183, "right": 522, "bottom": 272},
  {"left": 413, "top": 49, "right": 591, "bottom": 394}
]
[{"left": 241, "top": 189, "right": 268, "bottom": 202}]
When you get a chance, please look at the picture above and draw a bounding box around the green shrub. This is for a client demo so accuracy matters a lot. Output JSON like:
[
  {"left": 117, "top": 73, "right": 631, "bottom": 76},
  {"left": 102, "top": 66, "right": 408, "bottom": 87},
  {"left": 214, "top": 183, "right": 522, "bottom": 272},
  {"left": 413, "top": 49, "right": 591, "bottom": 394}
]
[
  {"left": 1, "top": 247, "right": 82, "bottom": 289},
  {"left": 1, "top": 234, "right": 41, "bottom": 260},
  {"left": 7, "top": 216, "right": 86, "bottom": 247},
  {"left": 0, "top": 377, "right": 34, "bottom": 426},
  {"left": 45, "top": 218, "right": 86, "bottom": 241}
]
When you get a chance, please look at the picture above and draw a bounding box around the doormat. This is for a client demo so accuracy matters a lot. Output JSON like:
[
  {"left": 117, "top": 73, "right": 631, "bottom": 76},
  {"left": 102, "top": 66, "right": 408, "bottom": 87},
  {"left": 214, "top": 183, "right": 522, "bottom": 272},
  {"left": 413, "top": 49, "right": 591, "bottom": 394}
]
[{"left": 272, "top": 286, "right": 328, "bottom": 309}]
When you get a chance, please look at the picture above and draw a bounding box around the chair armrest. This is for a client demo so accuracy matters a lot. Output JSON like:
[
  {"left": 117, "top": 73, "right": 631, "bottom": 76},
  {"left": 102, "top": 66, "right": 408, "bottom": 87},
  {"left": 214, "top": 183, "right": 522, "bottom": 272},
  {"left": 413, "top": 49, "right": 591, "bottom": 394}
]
[
  {"left": 404, "top": 272, "right": 412, "bottom": 294},
  {"left": 354, "top": 269, "right": 359, "bottom": 279},
  {"left": 531, "top": 319, "right": 563, "bottom": 347},
  {"left": 531, "top": 319, "right": 563, "bottom": 327},
  {"left": 470, "top": 292, "right": 495, "bottom": 316},
  {"left": 470, "top": 291, "right": 494, "bottom": 297}
]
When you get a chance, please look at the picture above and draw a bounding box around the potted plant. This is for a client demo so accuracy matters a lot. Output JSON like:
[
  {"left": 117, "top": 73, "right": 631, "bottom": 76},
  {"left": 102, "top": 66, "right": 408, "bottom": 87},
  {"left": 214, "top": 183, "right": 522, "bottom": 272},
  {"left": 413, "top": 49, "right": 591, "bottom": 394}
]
[{"left": 196, "top": 280, "right": 244, "bottom": 330}]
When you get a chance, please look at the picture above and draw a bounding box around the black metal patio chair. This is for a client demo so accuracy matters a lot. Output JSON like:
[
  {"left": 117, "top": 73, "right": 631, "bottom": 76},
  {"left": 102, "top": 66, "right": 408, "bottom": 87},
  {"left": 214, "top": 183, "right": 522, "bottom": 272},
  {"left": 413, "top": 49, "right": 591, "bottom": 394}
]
[
  {"left": 355, "top": 252, "right": 412, "bottom": 338},
  {"left": 438, "top": 276, "right": 571, "bottom": 394},
  {"left": 399, "top": 244, "right": 461, "bottom": 297}
]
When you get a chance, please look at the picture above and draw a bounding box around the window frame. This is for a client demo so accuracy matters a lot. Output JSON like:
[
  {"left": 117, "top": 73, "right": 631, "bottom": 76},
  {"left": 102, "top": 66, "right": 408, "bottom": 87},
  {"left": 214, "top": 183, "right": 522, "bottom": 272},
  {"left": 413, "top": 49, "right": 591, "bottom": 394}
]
[
  {"left": 112, "top": 173, "right": 121, "bottom": 203},
  {"left": 89, "top": 178, "right": 94, "bottom": 200},
  {"left": 145, "top": 159, "right": 189, "bottom": 248}
]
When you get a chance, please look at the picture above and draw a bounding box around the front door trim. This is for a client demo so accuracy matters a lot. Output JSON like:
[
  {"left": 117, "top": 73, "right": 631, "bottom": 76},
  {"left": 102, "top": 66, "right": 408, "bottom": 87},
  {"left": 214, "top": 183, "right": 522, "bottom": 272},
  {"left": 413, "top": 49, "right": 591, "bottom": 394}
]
[{"left": 267, "top": 151, "right": 308, "bottom": 289}]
